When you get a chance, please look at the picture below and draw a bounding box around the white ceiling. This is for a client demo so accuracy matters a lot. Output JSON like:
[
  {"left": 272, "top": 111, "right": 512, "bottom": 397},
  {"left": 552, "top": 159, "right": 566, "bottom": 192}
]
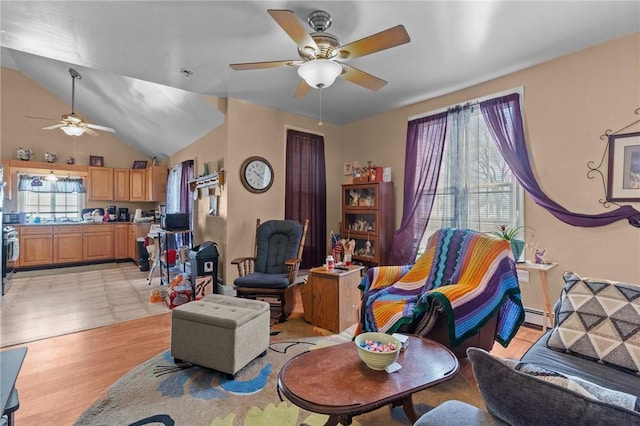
[{"left": 2, "top": 1, "right": 639, "bottom": 158}]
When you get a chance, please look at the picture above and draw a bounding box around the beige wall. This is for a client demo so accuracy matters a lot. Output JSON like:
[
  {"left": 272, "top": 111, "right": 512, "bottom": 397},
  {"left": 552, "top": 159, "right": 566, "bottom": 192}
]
[
  {"left": 169, "top": 97, "right": 342, "bottom": 285},
  {"left": 4, "top": 33, "right": 639, "bottom": 315},
  {"left": 0, "top": 67, "right": 155, "bottom": 213},
  {"left": 342, "top": 32, "right": 640, "bottom": 311}
]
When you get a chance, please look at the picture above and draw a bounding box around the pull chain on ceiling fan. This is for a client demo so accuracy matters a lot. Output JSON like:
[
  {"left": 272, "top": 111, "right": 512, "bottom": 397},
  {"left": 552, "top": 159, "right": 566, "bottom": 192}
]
[
  {"left": 230, "top": 9, "right": 410, "bottom": 97},
  {"left": 37, "top": 68, "right": 116, "bottom": 137}
]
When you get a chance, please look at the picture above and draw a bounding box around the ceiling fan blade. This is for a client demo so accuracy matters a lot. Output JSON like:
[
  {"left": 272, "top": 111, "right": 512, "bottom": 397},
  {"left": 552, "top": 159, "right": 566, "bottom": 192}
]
[
  {"left": 86, "top": 123, "right": 116, "bottom": 133},
  {"left": 339, "top": 64, "right": 387, "bottom": 91},
  {"left": 230, "top": 60, "right": 299, "bottom": 70},
  {"left": 84, "top": 128, "right": 100, "bottom": 136},
  {"left": 293, "top": 79, "right": 312, "bottom": 98},
  {"left": 42, "top": 124, "right": 64, "bottom": 130},
  {"left": 267, "top": 9, "right": 318, "bottom": 51},
  {"left": 337, "top": 25, "right": 410, "bottom": 60},
  {"left": 26, "top": 115, "right": 58, "bottom": 121}
]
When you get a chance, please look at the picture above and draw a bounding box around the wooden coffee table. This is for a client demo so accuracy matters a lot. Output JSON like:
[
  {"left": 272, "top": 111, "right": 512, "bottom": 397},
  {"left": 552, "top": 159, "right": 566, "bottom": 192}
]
[{"left": 277, "top": 335, "right": 459, "bottom": 425}]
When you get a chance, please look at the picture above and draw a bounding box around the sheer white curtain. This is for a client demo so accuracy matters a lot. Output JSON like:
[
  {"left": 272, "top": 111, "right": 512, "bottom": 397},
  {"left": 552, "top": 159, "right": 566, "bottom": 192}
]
[
  {"left": 166, "top": 163, "right": 182, "bottom": 214},
  {"left": 424, "top": 103, "right": 522, "bottom": 239}
]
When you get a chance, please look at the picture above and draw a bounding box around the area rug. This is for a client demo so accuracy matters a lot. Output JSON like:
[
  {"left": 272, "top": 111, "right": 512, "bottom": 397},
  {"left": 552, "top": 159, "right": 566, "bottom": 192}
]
[{"left": 75, "top": 319, "right": 485, "bottom": 425}]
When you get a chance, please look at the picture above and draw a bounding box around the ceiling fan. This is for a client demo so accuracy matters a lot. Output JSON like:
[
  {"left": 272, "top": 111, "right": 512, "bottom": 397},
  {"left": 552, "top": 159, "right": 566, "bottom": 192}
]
[
  {"left": 33, "top": 68, "right": 116, "bottom": 137},
  {"left": 230, "top": 9, "right": 410, "bottom": 98}
]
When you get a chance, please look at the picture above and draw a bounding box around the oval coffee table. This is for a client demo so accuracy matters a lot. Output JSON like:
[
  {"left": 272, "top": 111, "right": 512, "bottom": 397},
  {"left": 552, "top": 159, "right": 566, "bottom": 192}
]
[{"left": 277, "top": 335, "right": 459, "bottom": 425}]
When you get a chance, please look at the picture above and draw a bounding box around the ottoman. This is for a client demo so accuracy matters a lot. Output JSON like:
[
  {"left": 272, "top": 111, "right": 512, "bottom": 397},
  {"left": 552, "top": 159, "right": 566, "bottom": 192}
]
[{"left": 171, "top": 294, "right": 270, "bottom": 376}]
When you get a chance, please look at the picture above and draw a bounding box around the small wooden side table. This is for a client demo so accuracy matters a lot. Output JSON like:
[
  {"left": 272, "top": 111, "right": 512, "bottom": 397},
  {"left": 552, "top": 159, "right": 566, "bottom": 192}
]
[
  {"left": 301, "top": 266, "right": 364, "bottom": 333},
  {"left": 516, "top": 262, "right": 558, "bottom": 331}
]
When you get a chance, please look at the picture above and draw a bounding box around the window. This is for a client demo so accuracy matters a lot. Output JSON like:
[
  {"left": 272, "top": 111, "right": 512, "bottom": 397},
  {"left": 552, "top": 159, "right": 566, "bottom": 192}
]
[
  {"left": 18, "top": 174, "right": 86, "bottom": 222},
  {"left": 421, "top": 103, "right": 524, "bottom": 251}
]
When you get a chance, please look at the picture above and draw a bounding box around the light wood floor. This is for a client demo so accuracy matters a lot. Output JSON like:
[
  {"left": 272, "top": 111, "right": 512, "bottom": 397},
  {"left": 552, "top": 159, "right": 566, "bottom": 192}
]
[{"left": 7, "top": 301, "right": 543, "bottom": 425}]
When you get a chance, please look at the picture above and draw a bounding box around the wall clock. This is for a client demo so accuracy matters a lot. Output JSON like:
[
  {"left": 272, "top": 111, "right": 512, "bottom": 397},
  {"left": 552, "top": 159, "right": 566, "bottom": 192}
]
[{"left": 240, "top": 156, "right": 274, "bottom": 193}]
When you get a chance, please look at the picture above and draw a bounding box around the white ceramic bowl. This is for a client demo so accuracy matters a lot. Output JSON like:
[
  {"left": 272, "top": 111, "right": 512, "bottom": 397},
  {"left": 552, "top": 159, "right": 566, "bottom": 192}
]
[
  {"left": 354, "top": 332, "right": 401, "bottom": 371},
  {"left": 93, "top": 216, "right": 104, "bottom": 222}
]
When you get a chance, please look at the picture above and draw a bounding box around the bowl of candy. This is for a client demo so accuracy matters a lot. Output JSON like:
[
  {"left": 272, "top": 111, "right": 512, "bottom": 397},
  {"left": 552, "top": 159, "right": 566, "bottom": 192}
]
[{"left": 354, "top": 332, "right": 401, "bottom": 370}]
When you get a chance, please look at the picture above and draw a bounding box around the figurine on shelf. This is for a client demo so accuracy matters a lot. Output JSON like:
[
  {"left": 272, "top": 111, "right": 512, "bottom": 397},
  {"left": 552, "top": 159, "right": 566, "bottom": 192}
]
[
  {"left": 349, "top": 189, "right": 360, "bottom": 206},
  {"left": 342, "top": 237, "right": 355, "bottom": 257},
  {"left": 534, "top": 248, "right": 547, "bottom": 264},
  {"left": 365, "top": 236, "right": 372, "bottom": 257}
]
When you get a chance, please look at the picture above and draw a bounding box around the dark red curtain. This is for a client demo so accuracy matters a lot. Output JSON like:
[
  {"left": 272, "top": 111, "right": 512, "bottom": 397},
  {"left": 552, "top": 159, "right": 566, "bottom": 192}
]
[
  {"left": 178, "top": 159, "right": 194, "bottom": 247},
  {"left": 285, "top": 129, "right": 327, "bottom": 269}
]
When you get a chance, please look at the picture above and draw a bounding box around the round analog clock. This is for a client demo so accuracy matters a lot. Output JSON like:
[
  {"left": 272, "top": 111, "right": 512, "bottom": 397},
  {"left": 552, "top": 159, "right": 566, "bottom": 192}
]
[{"left": 240, "top": 156, "right": 274, "bottom": 193}]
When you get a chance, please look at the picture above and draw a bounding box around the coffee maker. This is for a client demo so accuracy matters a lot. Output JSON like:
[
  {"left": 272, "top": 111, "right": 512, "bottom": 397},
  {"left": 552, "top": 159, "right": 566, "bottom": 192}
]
[
  {"left": 107, "top": 205, "right": 117, "bottom": 221},
  {"left": 118, "top": 208, "right": 130, "bottom": 222}
]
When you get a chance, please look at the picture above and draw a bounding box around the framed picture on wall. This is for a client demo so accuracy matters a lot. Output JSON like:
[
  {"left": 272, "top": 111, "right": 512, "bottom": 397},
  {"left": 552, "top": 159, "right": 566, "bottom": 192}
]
[
  {"left": 133, "top": 160, "right": 148, "bottom": 169},
  {"left": 90, "top": 155, "right": 104, "bottom": 167},
  {"left": 607, "top": 131, "right": 640, "bottom": 201}
]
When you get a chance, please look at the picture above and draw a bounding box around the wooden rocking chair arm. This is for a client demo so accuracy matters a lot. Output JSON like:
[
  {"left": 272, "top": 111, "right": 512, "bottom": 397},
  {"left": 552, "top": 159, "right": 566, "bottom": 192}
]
[
  {"left": 284, "top": 258, "right": 302, "bottom": 284},
  {"left": 230, "top": 256, "right": 256, "bottom": 265},
  {"left": 284, "top": 258, "right": 302, "bottom": 266},
  {"left": 231, "top": 257, "right": 257, "bottom": 277}
]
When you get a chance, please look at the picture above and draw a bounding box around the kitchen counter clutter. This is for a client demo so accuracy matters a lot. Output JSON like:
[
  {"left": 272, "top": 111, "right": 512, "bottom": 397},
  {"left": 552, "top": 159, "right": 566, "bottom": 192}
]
[{"left": 14, "top": 222, "right": 157, "bottom": 269}]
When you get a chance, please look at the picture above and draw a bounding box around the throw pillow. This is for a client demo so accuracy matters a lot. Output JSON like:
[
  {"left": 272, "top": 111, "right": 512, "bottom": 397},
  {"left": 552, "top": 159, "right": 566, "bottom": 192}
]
[
  {"left": 500, "top": 358, "right": 640, "bottom": 413},
  {"left": 547, "top": 271, "right": 640, "bottom": 375},
  {"left": 467, "top": 348, "right": 640, "bottom": 426}
]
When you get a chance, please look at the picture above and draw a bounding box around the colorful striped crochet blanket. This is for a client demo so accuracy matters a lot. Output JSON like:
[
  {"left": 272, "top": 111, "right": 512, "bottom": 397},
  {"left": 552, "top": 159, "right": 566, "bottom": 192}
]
[{"left": 357, "top": 228, "right": 525, "bottom": 347}]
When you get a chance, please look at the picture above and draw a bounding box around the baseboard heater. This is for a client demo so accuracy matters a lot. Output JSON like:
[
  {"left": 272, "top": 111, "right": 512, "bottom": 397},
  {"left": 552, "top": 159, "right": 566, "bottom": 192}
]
[{"left": 523, "top": 307, "right": 552, "bottom": 329}]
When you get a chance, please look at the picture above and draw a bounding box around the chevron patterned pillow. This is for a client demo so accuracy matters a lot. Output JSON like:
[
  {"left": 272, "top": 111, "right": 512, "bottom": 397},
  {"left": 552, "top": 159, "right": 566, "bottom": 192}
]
[{"left": 547, "top": 271, "right": 640, "bottom": 375}]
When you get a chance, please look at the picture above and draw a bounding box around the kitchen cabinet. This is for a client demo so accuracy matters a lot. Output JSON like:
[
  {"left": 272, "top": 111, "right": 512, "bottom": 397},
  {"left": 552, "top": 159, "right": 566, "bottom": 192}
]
[
  {"left": 114, "top": 224, "right": 129, "bottom": 260},
  {"left": 88, "top": 167, "right": 114, "bottom": 201},
  {"left": 83, "top": 225, "right": 114, "bottom": 261},
  {"left": 113, "top": 168, "right": 130, "bottom": 201},
  {"left": 129, "top": 169, "right": 147, "bottom": 201},
  {"left": 53, "top": 225, "right": 83, "bottom": 264},
  {"left": 18, "top": 226, "right": 53, "bottom": 267},
  {"left": 341, "top": 182, "right": 394, "bottom": 266},
  {"left": 146, "top": 166, "right": 168, "bottom": 202}
]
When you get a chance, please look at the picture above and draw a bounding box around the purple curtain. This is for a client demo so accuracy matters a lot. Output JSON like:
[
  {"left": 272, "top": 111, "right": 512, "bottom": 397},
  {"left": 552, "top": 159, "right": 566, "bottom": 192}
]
[
  {"left": 285, "top": 129, "right": 327, "bottom": 268},
  {"left": 178, "top": 159, "right": 194, "bottom": 247},
  {"left": 480, "top": 93, "right": 640, "bottom": 228},
  {"left": 388, "top": 111, "right": 448, "bottom": 265}
]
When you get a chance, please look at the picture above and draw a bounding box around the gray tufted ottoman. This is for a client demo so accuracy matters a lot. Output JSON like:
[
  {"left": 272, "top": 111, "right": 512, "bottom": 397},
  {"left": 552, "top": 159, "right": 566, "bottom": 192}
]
[{"left": 171, "top": 294, "right": 270, "bottom": 376}]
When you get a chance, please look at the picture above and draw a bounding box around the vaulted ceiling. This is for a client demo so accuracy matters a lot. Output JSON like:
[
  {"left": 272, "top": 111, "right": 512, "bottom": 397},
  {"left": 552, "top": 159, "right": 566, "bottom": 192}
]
[{"left": 2, "top": 1, "right": 639, "bottom": 158}]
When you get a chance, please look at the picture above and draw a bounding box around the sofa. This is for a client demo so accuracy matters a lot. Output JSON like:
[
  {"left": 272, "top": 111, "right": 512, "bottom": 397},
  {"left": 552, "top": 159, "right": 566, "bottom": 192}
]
[{"left": 415, "top": 271, "right": 640, "bottom": 425}]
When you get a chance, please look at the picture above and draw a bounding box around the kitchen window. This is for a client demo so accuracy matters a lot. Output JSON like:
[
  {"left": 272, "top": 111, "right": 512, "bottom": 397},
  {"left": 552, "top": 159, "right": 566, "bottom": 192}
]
[{"left": 17, "top": 174, "right": 86, "bottom": 222}]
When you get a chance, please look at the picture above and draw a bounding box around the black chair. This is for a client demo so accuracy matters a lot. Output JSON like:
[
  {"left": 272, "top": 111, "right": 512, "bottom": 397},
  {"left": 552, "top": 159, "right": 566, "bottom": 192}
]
[{"left": 232, "top": 219, "right": 309, "bottom": 322}]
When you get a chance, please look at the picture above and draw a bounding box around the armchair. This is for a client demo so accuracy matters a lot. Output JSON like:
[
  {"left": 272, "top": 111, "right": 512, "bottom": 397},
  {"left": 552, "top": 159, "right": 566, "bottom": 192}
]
[
  {"left": 356, "top": 228, "right": 525, "bottom": 357},
  {"left": 232, "top": 219, "right": 309, "bottom": 322}
]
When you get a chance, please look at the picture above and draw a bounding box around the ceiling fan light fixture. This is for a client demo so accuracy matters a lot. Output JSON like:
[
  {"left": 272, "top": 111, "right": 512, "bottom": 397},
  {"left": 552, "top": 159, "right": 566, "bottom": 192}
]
[
  {"left": 298, "top": 60, "right": 342, "bottom": 89},
  {"left": 61, "top": 126, "right": 85, "bottom": 137}
]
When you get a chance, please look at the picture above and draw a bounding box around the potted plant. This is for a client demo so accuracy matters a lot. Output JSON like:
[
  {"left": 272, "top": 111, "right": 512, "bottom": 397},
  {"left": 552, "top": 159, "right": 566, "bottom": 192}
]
[{"left": 487, "top": 225, "right": 526, "bottom": 262}]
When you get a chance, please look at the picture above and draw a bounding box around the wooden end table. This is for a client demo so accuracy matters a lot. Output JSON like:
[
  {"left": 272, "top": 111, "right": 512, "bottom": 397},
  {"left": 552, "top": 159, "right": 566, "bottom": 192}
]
[
  {"left": 516, "top": 261, "right": 558, "bottom": 331},
  {"left": 277, "top": 335, "right": 458, "bottom": 425},
  {"left": 301, "top": 265, "right": 364, "bottom": 333}
]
